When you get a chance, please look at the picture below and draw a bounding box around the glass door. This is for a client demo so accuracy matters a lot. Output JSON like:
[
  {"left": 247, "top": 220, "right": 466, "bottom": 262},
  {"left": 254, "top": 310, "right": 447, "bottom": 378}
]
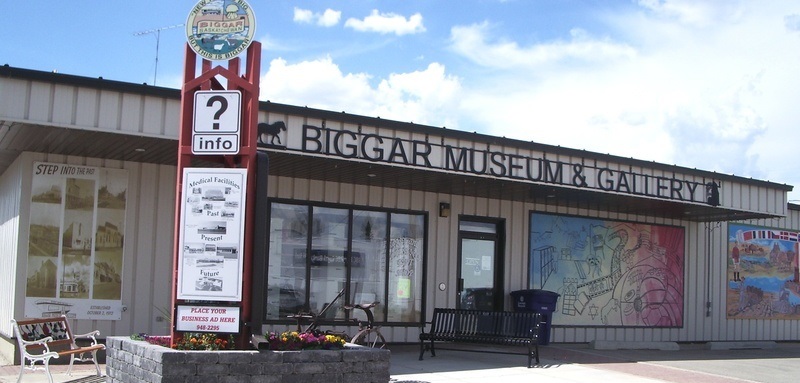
[{"left": 457, "top": 219, "right": 504, "bottom": 310}]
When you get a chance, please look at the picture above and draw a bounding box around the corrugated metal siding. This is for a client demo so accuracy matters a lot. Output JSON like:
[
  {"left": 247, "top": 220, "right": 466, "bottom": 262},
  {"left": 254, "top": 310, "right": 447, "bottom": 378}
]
[
  {"left": 1, "top": 77, "right": 180, "bottom": 138},
  {"left": 0, "top": 156, "right": 22, "bottom": 338},
  {"left": 265, "top": 175, "right": 800, "bottom": 344},
  {"left": 3, "top": 158, "right": 797, "bottom": 344},
  {"left": 8, "top": 152, "right": 176, "bottom": 339}
]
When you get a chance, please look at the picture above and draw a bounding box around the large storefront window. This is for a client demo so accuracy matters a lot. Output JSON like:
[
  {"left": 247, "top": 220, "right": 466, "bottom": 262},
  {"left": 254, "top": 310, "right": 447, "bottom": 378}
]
[
  {"left": 350, "top": 210, "right": 388, "bottom": 323},
  {"left": 266, "top": 203, "right": 309, "bottom": 319},
  {"left": 309, "top": 206, "right": 349, "bottom": 320},
  {"left": 266, "top": 202, "right": 425, "bottom": 324},
  {"left": 387, "top": 213, "right": 424, "bottom": 322}
]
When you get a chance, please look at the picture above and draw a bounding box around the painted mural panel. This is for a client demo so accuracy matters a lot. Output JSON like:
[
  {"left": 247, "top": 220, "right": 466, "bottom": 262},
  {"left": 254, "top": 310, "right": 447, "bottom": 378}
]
[
  {"left": 726, "top": 223, "right": 800, "bottom": 319},
  {"left": 25, "top": 162, "right": 127, "bottom": 320},
  {"left": 529, "top": 212, "right": 685, "bottom": 327}
]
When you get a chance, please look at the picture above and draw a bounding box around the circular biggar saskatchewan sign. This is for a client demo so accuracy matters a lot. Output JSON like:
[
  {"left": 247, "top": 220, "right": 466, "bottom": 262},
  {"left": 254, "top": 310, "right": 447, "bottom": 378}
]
[{"left": 187, "top": 0, "right": 256, "bottom": 61}]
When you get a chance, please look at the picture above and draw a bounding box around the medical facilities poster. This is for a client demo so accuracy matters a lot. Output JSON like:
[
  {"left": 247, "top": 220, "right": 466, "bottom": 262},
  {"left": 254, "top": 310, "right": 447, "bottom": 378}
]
[
  {"left": 26, "top": 162, "right": 128, "bottom": 320},
  {"left": 177, "top": 168, "right": 247, "bottom": 301}
]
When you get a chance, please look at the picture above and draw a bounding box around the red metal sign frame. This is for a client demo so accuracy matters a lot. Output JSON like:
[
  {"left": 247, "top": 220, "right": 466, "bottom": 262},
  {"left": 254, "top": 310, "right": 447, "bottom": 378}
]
[{"left": 172, "top": 41, "right": 261, "bottom": 348}]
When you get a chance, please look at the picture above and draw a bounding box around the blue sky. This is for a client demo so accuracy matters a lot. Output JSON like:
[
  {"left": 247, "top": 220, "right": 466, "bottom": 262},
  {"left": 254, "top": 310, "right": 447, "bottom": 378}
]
[{"left": 4, "top": 1, "right": 800, "bottom": 201}]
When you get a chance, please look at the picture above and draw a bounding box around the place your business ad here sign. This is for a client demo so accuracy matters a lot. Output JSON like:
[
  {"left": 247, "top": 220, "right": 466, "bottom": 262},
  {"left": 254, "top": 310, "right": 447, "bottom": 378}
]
[{"left": 176, "top": 305, "right": 241, "bottom": 333}]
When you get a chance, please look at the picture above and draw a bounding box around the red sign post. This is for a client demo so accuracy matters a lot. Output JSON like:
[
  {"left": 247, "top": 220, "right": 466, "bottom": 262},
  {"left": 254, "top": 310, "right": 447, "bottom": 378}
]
[{"left": 171, "top": 39, "right": 261, "bottom": 348}]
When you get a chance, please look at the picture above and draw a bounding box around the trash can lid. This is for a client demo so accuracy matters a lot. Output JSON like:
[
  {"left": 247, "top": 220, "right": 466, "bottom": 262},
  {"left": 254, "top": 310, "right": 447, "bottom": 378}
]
[{"left": 511, "top": 289, "right": 560, "bottom": 297}]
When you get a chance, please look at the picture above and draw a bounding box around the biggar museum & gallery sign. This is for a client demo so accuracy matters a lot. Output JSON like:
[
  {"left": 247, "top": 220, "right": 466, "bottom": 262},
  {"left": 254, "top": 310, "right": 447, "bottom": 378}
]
[{"left": 268, "top": 123, "right": 716, "bottom": 205}]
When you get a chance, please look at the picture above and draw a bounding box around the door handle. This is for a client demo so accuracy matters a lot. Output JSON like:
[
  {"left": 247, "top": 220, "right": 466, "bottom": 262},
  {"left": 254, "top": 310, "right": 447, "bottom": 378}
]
[{"left": 457, "top": 278, "right": 464, "bottom": 292}]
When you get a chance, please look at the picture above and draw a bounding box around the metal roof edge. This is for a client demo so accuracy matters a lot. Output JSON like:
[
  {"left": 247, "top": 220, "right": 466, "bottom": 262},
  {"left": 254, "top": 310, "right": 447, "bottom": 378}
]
[
  {"left": 0, "top": 64, "right": 180, "bottom": 99},
  {"left": 2, "top": 65, "right": 792, "bottom": 192},
  {"left": 261, "top": 101, "right": 793, "bottom": 192}
]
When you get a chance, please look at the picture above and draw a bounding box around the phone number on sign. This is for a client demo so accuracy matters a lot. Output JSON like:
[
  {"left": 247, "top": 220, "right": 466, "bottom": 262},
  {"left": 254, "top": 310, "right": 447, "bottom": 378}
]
[{"left": 195, "top": 325, "right": 220, "bottom": 331}]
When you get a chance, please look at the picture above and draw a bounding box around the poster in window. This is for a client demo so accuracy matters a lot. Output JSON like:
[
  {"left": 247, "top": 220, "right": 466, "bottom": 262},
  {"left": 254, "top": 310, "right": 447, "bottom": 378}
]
[
  {"left": 25, "top": 162, "right": 128, "bottom": 320},
  {"left": 529, "top": 212, "right": 685, "bottom": 327},
  {"left": 177, "top": 168, "right": 247, "bottom": 301}
]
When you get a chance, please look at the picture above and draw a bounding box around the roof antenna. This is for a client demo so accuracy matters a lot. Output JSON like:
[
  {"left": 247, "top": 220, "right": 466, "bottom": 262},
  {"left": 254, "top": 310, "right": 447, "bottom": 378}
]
[{"left": 133, "top": 24, "right": 184, "bottom": 86}]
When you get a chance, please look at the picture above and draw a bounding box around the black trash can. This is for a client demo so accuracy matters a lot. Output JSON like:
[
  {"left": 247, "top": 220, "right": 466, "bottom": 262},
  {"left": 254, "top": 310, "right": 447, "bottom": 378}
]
[{"left": 510, "top": 289, "right": 559, "bottom": 345}]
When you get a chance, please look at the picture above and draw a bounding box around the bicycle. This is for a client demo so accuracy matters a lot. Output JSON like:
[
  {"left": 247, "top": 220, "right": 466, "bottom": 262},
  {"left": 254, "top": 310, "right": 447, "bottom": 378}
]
[
  {"left": 344, "top": 301, "right": 387, "bottom": 349},
  {"left": 288, "top": 288, "right": 347, "bottom": 335}
]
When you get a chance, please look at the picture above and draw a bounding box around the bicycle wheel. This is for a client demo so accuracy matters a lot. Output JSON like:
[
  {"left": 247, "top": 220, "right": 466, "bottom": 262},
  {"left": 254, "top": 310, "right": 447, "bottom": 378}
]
[{"left": 351, "top": 328, "right": 387, "bottom": 349}]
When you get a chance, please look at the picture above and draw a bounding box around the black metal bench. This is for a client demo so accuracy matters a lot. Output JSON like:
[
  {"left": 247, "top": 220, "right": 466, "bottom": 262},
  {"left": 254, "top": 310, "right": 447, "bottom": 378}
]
[{"left": 418, "top": 308, "right": 542, "bottom": 368}]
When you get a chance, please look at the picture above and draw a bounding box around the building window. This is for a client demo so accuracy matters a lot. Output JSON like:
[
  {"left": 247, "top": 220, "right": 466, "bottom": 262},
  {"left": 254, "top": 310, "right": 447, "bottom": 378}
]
[
  {"left": 387, "top": 213, "right": 424, "bottom": 322},
  {"left": 266, "top": 203, "right": 308, "bottom": 320},
  {"left": 265, "top": 202, "right": 426, "bottom": 324}
]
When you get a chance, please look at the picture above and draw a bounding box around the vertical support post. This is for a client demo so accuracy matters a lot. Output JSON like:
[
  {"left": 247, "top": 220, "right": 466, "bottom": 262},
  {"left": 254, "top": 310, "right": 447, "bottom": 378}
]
[
  {"left": 171, "top": 44, "right": 198, "bottom": 342},
  {"left": 171, "top": 41, "right": 262, "bottom": 349},
  {"left": 237, "top": 41, "right": 262, "bottom": 347}
]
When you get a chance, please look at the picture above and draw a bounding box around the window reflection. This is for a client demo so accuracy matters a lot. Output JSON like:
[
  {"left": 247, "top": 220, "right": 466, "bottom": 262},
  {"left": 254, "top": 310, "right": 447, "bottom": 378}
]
[
  {"left": 350, "top": 210, "right": 387, "bottom": 323},
  {"left": 266, "top": 203, "right": 308, "bottom": 320},
  {"left": 309, "top": 207, "right": 349, "bottom": 319},
  {"left": 266, "top": 202, "right": 424, "bottom": 324},
  {"left": 388, "top": 213, "right": 424, "bottom": 322}
]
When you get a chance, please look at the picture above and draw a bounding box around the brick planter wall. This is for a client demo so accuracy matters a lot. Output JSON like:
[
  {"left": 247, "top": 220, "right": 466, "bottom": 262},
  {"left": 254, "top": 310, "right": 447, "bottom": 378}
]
[{"left": 105, "top": 336, "right": 390, "bottom": 383}]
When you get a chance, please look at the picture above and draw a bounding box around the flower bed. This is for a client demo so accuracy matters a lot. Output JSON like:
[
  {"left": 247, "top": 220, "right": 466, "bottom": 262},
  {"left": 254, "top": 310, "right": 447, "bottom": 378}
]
[
  {"left": 263, "top": 330, "right": 346, "bottom": 350},
  {"left": 106, "top": 336, "right": 390, "bottom": 383}
]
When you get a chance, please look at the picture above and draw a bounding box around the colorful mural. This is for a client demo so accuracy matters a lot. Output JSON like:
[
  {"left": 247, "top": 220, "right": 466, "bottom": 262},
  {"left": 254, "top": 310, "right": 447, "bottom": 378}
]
[
  {"left": 726, "top": 223, "right": 800, "bottom": 319},
  {"left": 529, "top": 212, "right": 685, "bottom": 327}
]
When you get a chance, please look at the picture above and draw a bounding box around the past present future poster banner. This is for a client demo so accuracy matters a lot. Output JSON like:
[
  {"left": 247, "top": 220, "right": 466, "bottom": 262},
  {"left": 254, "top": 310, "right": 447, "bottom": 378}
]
[{"left": 177, "top": 168, "right": 247, "bottom": 301}]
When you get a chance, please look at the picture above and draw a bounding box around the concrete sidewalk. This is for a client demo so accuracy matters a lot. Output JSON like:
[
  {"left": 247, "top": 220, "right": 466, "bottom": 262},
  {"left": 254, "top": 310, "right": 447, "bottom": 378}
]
[
  {"left": 392, "top": 342, "right": 796, "bottom": 383},
  {"left": 0, "top": 362, "right": 103, "bottom": 383},
  {"left": 5, "top": 342, "right": 800, "bottom": 382}
]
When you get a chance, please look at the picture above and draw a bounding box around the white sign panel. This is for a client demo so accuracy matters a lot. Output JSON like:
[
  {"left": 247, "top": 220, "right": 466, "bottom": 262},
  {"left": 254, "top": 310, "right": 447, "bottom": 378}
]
[
  {"left": 177, "top": 168, "right": 247, "bottom": 301},
  {"left": 193, "top": 90, "right": 241, "bottom": 155},
  {"left": 176, "top": 305, "right": 240, "bottom": 333}
]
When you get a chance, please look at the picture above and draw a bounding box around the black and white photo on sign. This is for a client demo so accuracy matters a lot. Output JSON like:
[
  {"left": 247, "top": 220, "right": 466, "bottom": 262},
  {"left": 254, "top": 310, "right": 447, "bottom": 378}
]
[{"left": 177, "top": 168, "right": 247, "bottom": 301}]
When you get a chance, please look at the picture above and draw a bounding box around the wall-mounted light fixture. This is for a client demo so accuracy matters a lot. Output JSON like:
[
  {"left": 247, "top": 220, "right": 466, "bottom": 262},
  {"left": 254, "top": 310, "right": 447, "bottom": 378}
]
[{"left": 439, "top": 202, "right": 451, "bottom": 218}]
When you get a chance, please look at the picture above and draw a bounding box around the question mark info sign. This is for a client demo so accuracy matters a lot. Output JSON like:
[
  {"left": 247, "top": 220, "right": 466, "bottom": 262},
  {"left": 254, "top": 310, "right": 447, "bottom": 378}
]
[{"left": 193, "top": 90, "right": 242, "bottom": 155}]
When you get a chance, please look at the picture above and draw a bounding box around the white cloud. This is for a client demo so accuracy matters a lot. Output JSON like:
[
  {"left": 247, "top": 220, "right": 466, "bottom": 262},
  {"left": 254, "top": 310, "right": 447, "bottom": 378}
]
[
  {"left": 260, "top": 58, "right": 460, "bottom": 128},
  {"left": 444, "top": 1, "right": 800, "bottom": 198},
  {"left": 319, "top": 9, "right": 342, "bottom": 27},
  {"left": 274, "top": 1, "right": 800, "bottom": 199},
  {"left": 293, "top": 7, "right": 341, "bottom": 27},
  {"left": 293, "top": 7, "right": 314, "bottom": 24},
  {"left": 260, "top": 57, "right": 373, "bottom": 112},
  {"left": 345, "top": 10, "right": 426, "bottom": 35},
  {"left": 636, "top": 0, "right": 744, "bottom": 26},
  {"left": 374, "top": 63, "right": 462, "bottom": 127},
  {"left": 449, "top": 23, "right": 636, "bottom": 70}
]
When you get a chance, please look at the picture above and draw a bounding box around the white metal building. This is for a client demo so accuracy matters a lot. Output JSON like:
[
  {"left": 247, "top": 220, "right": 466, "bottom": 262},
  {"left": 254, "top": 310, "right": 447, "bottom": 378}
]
[{"left": 2, "top": 65, "right": 799, "bottom": 362}]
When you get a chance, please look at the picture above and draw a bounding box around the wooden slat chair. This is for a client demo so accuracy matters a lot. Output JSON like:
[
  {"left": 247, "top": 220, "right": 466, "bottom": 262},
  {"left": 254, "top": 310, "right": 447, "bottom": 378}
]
[{"left": 11, "top": 315, "right": 105, "bottom": 383}]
